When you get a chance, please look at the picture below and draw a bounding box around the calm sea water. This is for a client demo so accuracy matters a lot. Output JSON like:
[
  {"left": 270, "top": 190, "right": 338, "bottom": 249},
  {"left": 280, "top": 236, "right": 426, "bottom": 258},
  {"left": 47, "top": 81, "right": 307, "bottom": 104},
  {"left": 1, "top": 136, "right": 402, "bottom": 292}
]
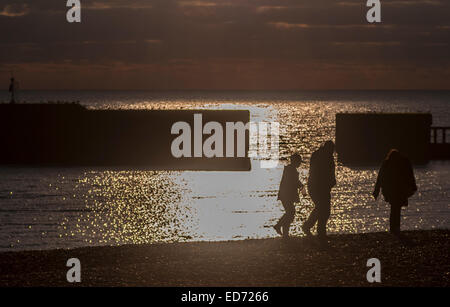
[{"left": 0, "top": 90, "right": 449, "bottom": 251}]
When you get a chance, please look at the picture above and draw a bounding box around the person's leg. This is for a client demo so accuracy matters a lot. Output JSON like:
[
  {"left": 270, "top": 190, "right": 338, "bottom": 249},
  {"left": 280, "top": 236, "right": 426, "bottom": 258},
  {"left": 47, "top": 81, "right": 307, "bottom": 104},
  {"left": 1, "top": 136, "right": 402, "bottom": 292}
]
[
  {"left": 274, "top": 200, "right": 290, "bottom": 236},
  {"left": 316, "top": 191, "right": 331, "bottom": 238},
  {"left": 274, "top": 215, "right": 283, "bottom": 236},
  {"left": 276, "top": 200, "right": 290, "bottom": 226},
  {"left": 317, "top": 206, "right": 331, "bottom": 239},
  {"left": 279, "top": 202, "right": 295, "bottom": 237},
  {"left": 302, "top": 207, "right": 318, "bottom": 234},
  {"left": 275, "top": 213, "right": 285, "bottom": 228},
  {"left": 389, "top": 203, "right": 401, "bottom": 235},
  {"left": 282, "top": 202, "right": 295, "bottom": 237}
]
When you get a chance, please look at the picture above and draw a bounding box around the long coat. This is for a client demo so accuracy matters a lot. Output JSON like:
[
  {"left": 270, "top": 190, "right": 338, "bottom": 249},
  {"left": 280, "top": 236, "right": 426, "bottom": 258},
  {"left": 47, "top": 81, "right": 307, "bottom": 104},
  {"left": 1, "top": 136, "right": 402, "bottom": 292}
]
[
  {"left": 374, "top": 154, "right": 417, "bottom": 206},
  {"left": 307, "top": 147, "right": 336, "bottom": 197},
  {"left": 278, "top": 164, "right": 302, "bottom": 203}
]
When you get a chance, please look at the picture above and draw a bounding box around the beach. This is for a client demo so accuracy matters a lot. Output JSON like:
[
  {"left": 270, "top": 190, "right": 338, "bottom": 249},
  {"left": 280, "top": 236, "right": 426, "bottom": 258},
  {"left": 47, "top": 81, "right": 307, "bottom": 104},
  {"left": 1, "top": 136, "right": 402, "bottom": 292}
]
[{"left": 0, "top": 230, "right": 448, "bottom": 287}]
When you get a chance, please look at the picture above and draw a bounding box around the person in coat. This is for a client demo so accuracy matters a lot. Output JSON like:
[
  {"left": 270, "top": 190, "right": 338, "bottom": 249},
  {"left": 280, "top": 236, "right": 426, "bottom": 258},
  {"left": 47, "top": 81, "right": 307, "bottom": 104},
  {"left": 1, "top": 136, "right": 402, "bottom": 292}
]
[
  {"left": 274, "top": 153, "right": 305, "bottom": 238},
  {"left": 302, "top": 141, "right": 336, "bottom": 241},
  {"left": 373, "top": 149, "right": 417, "bottom": 235}
]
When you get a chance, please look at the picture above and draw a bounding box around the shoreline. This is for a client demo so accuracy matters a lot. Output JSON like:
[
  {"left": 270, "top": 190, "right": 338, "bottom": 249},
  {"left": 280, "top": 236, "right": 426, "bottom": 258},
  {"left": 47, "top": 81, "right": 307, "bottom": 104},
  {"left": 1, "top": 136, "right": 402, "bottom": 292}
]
[{"left": 0, "top": 230, "right": 448, "bottom": 287}]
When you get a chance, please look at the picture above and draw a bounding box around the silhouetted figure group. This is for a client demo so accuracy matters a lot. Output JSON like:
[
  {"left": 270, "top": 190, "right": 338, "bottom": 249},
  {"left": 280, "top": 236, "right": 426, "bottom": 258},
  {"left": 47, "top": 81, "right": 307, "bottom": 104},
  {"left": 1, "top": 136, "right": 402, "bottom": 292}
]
[{"left": 275, "top": 141, "right": 417, "bottom": 242}]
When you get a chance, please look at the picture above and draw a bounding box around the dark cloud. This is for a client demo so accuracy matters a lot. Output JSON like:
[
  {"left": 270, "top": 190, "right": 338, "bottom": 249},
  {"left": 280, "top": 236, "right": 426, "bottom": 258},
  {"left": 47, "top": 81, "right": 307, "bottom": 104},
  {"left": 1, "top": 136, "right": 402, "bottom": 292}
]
[
  {"left": 0, "top": 0, "right": 449, "bottom": 89},
  {"left": 0, "top": 3, "right": 30, "bottom": 17}
]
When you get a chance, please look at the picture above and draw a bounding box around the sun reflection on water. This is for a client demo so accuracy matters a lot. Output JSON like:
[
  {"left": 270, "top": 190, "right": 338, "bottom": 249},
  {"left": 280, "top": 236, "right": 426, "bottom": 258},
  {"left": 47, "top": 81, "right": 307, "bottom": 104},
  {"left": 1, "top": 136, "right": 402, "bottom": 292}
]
[
  {"left": 1, "top": 97, "right": 449, "bottom": 251},
  {"left": 55, "top": 102, "right": 445, "bottom": 247}
]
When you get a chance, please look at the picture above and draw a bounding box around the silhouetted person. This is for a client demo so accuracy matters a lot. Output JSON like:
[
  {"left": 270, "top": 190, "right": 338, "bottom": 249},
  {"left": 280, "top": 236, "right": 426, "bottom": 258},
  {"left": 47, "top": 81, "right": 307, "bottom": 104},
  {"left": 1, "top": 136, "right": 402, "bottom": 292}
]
[
  {"left": 302, "top": 141, "right": 336, "bottom": 241},
  {"left": 9, "top": 77, "right": 16, "bottom": 104},
  {"left": 274, "top": 153, "right": 305, "bottom": 238},
  {"left": 373, "top": 149, "right": 417, "bottom": 236}
]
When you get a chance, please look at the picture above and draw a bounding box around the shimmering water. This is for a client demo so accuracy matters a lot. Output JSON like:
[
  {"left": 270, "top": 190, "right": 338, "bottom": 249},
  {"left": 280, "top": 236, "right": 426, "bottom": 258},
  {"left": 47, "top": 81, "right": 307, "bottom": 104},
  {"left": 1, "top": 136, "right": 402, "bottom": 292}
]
[{"left": 0, "top": 91, "right": 449, "bottom": 251}]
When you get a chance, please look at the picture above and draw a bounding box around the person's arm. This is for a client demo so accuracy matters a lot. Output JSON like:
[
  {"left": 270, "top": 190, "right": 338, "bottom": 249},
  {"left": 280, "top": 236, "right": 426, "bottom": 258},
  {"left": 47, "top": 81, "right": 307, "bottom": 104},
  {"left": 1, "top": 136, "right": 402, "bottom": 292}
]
[
  {"left": 279, "top": 166, "right": 287, "bottom": 191},
  {"left": 330, "top": 159, "right": 336, "bottom": 188},
  {"left": 293, "top": 169, "right": 302, "bottom": 190},
  {"left": 373, "top": 162, "right": 385, "bottom": 200},
  {"left": 287, "top": 167, "right": 302, "bottom": 191},
  {"left": 406, "top": 159, "right": 417, "bottom": 194}
]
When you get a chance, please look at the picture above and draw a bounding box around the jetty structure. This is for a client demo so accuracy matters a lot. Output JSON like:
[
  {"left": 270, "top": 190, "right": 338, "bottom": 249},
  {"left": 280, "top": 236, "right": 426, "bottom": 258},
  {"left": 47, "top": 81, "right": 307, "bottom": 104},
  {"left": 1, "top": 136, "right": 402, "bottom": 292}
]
[
  {"left": 0, "top": 102, "right": 250, "bottom": 171},
  {"left": 336, "top": 113, "right": 449, "bottom": 164}
]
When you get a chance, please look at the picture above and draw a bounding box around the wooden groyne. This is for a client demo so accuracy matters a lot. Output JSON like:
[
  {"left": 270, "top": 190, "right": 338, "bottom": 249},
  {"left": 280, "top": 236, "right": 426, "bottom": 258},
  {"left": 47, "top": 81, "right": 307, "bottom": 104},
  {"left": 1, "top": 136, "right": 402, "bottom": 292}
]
[{"left": 0, "top": 103, "right": 250, "bottom": 170}]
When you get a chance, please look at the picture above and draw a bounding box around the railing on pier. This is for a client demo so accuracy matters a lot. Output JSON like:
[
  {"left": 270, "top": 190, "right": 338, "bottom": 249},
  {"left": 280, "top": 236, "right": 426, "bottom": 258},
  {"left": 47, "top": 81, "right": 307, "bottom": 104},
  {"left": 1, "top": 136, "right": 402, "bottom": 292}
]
[
  {"left": 430, "top": 127, "right": 450, "bottom": 160},
  {"left": 430, "top": 127, "right": 449, "bottom": 144}
]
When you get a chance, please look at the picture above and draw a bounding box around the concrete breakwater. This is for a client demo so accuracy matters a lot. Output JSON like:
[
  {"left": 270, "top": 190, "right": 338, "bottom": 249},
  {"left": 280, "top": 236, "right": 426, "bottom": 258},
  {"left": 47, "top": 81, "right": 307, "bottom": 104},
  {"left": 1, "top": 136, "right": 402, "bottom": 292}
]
[
  {"left": 335, "top": 113, "right": 449, "bottom": 164},
  {"left": 0, "top": 103, "right": 250, "bottom": 170}
]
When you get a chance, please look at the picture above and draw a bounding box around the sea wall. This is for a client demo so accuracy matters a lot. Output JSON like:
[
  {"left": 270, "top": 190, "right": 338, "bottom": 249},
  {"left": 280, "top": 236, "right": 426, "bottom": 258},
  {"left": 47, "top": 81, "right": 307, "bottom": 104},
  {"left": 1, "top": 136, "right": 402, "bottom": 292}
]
[{"left": 0, "top": 104, "right": 250, "bottom": 170}]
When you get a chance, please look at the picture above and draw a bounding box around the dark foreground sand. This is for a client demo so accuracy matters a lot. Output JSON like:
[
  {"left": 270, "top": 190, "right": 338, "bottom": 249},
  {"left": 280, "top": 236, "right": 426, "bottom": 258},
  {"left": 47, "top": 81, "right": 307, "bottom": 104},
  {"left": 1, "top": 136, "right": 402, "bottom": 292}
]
[{"left": 0, "top": 230, "right": 448, "bottom": 287}]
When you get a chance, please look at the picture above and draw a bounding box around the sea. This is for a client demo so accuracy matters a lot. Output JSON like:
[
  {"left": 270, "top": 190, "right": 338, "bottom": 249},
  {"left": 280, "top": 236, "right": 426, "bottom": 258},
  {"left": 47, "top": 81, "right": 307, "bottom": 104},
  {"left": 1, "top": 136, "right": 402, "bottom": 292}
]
[{"left": 0, "top": 90, "right": 449, "bottom": 251}]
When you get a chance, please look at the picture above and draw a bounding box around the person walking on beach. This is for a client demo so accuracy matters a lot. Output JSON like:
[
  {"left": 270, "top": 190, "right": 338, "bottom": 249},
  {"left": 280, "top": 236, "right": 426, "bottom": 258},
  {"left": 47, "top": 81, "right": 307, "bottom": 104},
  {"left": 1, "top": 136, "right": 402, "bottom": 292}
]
[
  {"left": 373, "top": 149, "right": 417, "bottom": 236},
  {"left": 274, "top": 153, "right": 306, "bottom": 238},
  {"left": 302, "top": 141, "right": 336, "bottom": 241}
]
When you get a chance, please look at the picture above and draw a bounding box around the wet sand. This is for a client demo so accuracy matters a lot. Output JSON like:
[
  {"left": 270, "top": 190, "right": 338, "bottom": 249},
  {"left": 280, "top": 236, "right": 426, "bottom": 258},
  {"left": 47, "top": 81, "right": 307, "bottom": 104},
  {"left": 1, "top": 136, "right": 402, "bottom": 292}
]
[{"left": 0, "top": 230, "right": 448, "bottom": 287}]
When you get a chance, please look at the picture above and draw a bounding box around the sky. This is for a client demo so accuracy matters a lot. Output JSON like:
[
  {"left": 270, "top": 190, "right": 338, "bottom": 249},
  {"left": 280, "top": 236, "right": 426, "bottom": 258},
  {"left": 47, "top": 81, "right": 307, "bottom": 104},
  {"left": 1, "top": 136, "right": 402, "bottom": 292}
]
[{"left": 0, "top": 0, "right": 449, "bottom": 90}]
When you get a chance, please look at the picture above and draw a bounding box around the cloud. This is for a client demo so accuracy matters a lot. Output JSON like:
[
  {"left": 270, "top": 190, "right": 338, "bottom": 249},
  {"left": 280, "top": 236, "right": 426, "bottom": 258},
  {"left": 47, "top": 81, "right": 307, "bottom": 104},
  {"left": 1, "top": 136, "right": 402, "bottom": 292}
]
[
  {"left": 0, "top": 0, "right": 449, "bottom": 89},
  {"left": 267, "top": 22, "right": 395, "bottom": 30},
  {"left": 268, "top": 22, "right": 310, "bottom": 29},
  {"left": 383, "top": 0, "right": 443, "bottom": 6},
  {"left": 256, "top": 6, "right": 289, "bottom": 13},
  {"left": 338, "top": 0, "right": 443, "bottom": 6},
  {"left": 0, "top": 4, "right": 29, "bottom": 17},
  {"left": 332, "top": 41, "right": 402, "bottom": 46},
  {"left": 178, "top": 1, "right": 218, "bottom": 7},
  {"left": 85, "top": 1, "right": 154, "bottom": 10}
]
